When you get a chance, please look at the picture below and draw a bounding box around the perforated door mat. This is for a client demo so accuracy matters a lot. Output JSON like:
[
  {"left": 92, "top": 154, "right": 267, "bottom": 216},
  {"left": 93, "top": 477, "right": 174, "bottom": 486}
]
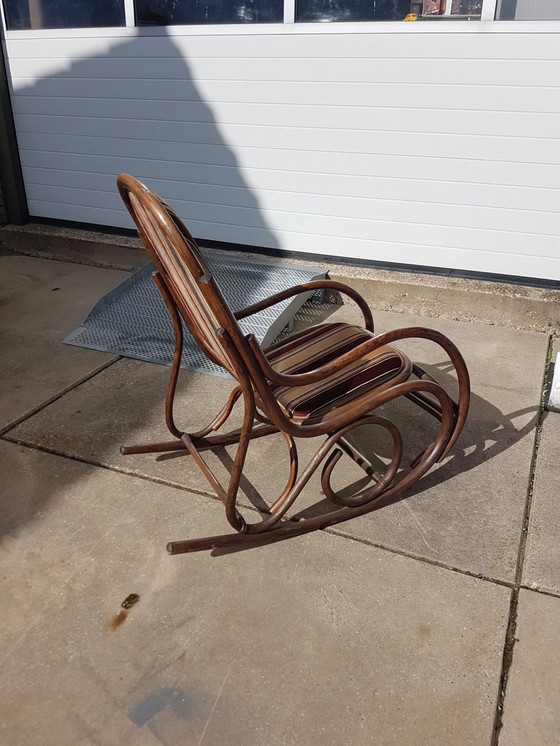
[{"left": 64, "top": 252, "right": 326, "bottom": 378}]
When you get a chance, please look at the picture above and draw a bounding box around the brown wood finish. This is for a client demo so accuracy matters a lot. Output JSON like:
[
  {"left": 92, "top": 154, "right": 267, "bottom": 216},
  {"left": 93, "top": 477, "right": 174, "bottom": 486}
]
[{"left": 117, "top": 174, "right": 471, "bottom": 554}]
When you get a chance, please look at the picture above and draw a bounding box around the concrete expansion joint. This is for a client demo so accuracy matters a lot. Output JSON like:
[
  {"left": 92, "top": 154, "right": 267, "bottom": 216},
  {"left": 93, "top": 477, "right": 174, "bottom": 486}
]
[
  {"left": 7, "top": 410, "right": 558, "bottom": 607},
  {"left": 492, "top": 588, "right": 520, "bottom": 745},
  {"left": 9, "top": 422, "right": 560, "bottom": 615},
  {"left": 325, "top": 527, "right": 514, "bottom": 589},
  {"left": 518, "top": 583, "right": 560, "bottom": 601},
  {"left": 0, "top": 357, "right": 121, "bottom": 438},
  {"left": 491, "top": 334, "right": 554, "bottom": 744},
  {"left": 515, "top": 334, "right": 555, "bottom": 587},
  {"left": 0, "top": 433, "right": 221, "bottom": 503},
  {"left": 2, "top": 430, "right": 544, "bottom": 595}
]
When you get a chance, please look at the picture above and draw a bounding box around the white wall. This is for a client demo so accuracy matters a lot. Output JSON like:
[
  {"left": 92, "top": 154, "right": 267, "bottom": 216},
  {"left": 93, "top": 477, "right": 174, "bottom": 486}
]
[{"left": 3, "top": 23, "right": 560, "bottom": 281}]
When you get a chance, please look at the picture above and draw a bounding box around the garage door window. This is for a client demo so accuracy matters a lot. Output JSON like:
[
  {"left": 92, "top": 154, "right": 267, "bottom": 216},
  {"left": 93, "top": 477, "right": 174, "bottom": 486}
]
[{"left": 2, "top": 0, "right": 125, "bottom": 29}]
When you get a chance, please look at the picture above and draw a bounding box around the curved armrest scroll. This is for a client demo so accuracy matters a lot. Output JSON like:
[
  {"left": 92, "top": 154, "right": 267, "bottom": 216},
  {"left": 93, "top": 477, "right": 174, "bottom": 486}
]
[{"left": 234, "top": 279, "right": 374, "bottom": 333}]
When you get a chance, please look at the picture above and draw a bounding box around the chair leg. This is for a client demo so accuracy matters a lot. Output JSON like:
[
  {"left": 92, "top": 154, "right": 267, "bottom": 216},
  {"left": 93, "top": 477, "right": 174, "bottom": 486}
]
[
  {"left": 151, "top": 270, "right": 185, "bottom": 439},
  {"left": 121, "top": 439, "right": 186, "bottom": 456},
  {"left": 410, "top": 357, "right": 469, "bottom": 462}
]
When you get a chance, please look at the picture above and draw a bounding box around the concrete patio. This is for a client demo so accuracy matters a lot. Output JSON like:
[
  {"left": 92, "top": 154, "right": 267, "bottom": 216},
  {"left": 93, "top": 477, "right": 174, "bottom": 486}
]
[{"left": 1, "top": 250, "right": 559, "bottom": 745}]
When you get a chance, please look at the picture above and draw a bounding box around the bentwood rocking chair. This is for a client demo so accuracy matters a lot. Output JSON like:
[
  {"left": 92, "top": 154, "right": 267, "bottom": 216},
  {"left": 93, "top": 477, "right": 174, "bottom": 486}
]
[{"left": 117, "top": 174, "right": 470, "bottom": 554}]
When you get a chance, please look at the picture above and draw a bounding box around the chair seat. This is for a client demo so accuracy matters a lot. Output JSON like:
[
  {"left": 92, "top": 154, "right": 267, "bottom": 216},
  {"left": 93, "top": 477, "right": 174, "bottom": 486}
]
[{"left": 264, "top": 322, "right": 412, "bottom": 422}]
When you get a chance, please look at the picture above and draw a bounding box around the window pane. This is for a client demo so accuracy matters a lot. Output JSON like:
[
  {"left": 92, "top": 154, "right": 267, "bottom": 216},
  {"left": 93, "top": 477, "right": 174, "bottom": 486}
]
[
  {"left": 496, "top": 0, "right": 560, "bottom": 20},
  {"left": 3, "top": 0, "right": 125, "bottom": 29},
  {"left": 296, "top": 0, "right": 481, "bottom": 21},
  {"left": 135, "top": 0, "right": 283, "bottom": 25},
  {"left": 423, "top": 0, "right": 482, "bottom": 17},
  {"left": 296, "top": 0, "right": 410, "bottom": 22}
]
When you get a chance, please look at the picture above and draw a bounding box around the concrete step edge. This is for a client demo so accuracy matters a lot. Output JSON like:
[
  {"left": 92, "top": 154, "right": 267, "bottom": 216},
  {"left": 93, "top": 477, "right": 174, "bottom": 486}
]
[{"left": 2, "top": 222, "right": 558, "bottom": 334}]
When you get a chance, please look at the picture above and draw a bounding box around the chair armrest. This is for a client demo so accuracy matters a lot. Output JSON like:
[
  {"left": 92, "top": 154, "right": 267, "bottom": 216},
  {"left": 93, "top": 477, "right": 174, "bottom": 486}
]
[{"left": 234, "top": 279, "right": 374, "bottom": 332}]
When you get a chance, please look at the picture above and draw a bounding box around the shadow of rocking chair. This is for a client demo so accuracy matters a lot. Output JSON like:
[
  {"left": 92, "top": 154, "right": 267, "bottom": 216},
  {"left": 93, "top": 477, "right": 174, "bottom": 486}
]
[{"left": 117, "top": 174, "right": 470, "bottom": 554}]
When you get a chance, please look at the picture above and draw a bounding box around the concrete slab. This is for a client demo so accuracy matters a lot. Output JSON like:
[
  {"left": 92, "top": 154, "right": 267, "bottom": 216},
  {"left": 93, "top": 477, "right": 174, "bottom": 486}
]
[
  {"left": 522, "top": 338, "right": 560, "bottom": 594},
  {"left": 499, "top": 590, "right": 560, "bottom": 746},
  {"left": 10, "top": 301, "right": 546, "bottom": 582},
  {"left": 0, "top": 256, "right": 127, "bottom": 432},
  {"left": 0, "top": 255, "right": 129, "bottom": 341},
  {"left": 0, "top": 440, "right": 510, "bottom": 746}
]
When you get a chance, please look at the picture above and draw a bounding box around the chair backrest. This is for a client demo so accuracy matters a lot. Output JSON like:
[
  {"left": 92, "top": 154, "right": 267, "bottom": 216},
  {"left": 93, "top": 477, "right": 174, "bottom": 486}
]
[{"left": 117, "top": 174, "right": 244, "bottom": 378}]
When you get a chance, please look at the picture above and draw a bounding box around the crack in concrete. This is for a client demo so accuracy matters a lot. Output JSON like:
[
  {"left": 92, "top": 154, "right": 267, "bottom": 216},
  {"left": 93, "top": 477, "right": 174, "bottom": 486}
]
[{"left": 197, "top": 661, "right": 233, "bottom": 746}]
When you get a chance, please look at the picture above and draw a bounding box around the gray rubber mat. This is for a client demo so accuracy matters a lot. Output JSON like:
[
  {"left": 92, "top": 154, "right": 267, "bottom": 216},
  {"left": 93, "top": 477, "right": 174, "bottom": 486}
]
[{"left": 64, "top": 251, "right": 326, "bottom": 377}]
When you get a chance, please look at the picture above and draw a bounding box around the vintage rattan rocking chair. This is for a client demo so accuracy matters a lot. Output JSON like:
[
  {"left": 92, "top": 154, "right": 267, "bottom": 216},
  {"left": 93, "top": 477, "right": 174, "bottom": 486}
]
[{"left": 117, "top": 174, "right": 470, "bottom": 554}]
